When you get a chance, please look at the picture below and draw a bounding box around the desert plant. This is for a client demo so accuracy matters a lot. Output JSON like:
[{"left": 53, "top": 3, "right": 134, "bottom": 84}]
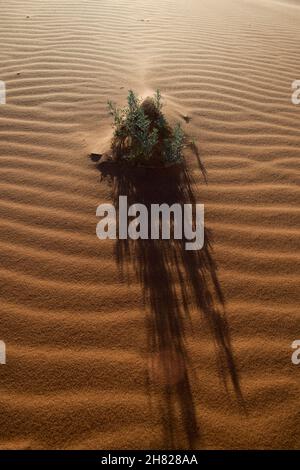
[{"left": 108, "top": 90, "right": 184, "bottom": 166}]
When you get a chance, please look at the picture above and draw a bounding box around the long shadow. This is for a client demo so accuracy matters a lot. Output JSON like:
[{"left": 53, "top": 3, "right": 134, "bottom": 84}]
[{"left": 97, "top": 159, "right": 243, "bottom": 449}]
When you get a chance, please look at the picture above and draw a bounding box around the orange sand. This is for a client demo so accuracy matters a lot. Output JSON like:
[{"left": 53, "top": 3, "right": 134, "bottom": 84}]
[{"left": 0, "top": 0, "right": 299, "bottom": 449}]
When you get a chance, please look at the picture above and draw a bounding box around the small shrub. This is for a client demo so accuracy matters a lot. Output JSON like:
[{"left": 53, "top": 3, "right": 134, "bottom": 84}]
[{"left": 108, "top": 90, "right": 185, "bottom": 166}]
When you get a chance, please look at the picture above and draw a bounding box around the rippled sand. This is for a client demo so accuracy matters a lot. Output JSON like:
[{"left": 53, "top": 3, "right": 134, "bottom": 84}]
[{"left": 0, "top": 0, "right": 299, "bottom": 449}]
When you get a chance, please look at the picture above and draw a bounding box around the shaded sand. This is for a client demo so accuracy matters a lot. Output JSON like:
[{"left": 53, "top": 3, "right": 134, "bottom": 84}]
[{"left": 0, "top": 0, "right": 299, "bottom": 449}]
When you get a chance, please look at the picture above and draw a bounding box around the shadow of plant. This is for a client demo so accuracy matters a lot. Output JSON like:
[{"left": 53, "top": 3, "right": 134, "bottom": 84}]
[{"left": 97, "top": 158, "right": 243, "bottom": 449}]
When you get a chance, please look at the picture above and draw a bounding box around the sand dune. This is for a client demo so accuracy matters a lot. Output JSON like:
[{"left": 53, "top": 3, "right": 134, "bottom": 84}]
[{"left": 0, "top": 0, "right": 299, "bottom": 449}]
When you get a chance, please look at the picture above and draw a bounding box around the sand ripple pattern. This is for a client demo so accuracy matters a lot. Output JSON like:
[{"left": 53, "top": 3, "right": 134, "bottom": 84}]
[{"left": 0, "top": 0, "right": 299, "bottom": 449}]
